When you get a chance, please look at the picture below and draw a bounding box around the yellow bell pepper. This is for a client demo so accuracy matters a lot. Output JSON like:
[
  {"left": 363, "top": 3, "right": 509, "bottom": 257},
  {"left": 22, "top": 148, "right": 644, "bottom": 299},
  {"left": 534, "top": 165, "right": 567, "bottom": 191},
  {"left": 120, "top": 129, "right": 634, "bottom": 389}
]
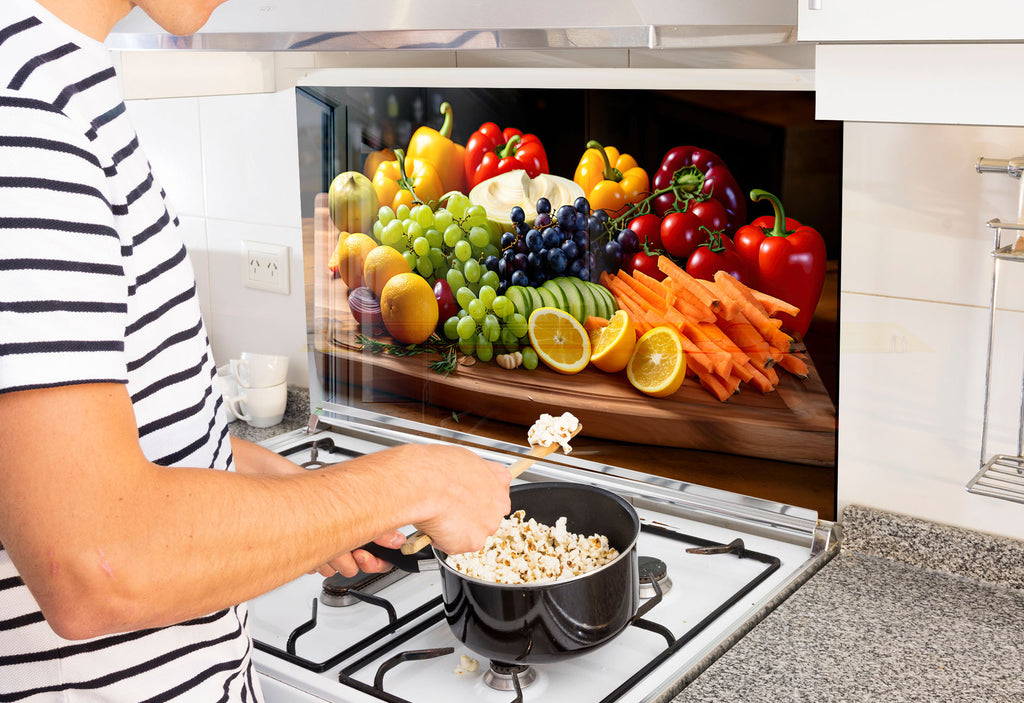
[
  {"left": 573, "top": 140, "right": 650, "bottom": 217},
  {"left": 372, "top": 149, "right": 444, "bottom": 210},
  {"left": 405, "top": 101, "right": 467, "bottom": 195},
  {"left": 362, "top": 147, "right": 395, "bottom": 180}
]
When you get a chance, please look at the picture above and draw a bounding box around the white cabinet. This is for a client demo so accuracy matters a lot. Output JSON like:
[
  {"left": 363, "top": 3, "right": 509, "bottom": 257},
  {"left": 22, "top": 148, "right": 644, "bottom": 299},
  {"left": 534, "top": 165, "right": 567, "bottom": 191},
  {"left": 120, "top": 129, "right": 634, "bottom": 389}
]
[{"left": 798, "top": 1, "right": 1024, "bottom": 42}]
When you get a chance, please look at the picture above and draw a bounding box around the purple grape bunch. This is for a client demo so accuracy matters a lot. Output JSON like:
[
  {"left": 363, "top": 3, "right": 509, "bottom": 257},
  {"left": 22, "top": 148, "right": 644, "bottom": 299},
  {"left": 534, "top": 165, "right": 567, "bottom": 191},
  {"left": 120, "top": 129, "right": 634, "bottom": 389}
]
[{"left": 494, "top": 196, "right": 596, "bottom": 292}]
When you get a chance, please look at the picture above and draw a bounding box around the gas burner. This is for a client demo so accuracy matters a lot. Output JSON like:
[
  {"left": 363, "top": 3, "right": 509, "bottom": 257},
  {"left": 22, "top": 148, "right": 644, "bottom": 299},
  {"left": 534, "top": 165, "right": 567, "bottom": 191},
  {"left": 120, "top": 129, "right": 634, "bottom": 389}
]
[
  {"left": 638, "top": 555, "right": 673, "bottom": 599},
  {"left": 320, "top": 568, "right": 407, "bottom": 607},
  {"left": 483, "top": 661, "right": 538, "bottom": 691}
]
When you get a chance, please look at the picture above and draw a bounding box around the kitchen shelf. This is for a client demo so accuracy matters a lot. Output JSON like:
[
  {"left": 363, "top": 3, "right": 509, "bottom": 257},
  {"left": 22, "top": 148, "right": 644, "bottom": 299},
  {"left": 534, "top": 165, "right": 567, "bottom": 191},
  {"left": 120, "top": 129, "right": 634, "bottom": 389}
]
[{"left": 970, "top": 209, "right": 1024, "bottom": 505}]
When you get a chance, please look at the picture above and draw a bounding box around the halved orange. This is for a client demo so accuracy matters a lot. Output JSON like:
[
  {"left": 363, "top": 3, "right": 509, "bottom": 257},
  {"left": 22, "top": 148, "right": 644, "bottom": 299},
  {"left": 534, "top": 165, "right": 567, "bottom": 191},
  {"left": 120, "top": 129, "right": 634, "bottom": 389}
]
[
  {"left": 527, "top": 307, "right": 591, "bottom": 374},
  {"left": 626, "top": 326, "right": 687, "bottom": 397},
  {"left": 589, "top": 310, "right": 636, "bottom": 373}
]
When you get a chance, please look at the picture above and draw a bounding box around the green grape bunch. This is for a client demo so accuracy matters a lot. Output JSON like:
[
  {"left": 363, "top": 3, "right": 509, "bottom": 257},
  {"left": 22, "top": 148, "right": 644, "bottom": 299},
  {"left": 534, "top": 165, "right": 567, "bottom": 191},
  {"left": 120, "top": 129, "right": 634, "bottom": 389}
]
[
  {"left": 439, "top": 282, "right": 534, "bottom": 364},
  {"left": 371, "top": 192, "right": 499, "bottom": 295}
]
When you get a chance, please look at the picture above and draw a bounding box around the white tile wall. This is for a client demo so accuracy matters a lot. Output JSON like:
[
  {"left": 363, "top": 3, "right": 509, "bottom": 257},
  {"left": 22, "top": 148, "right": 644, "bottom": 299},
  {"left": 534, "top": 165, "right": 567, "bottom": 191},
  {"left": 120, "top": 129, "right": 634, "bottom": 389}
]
[{"left": 840, "top": 122, "right": 1024, "bottom": 539}]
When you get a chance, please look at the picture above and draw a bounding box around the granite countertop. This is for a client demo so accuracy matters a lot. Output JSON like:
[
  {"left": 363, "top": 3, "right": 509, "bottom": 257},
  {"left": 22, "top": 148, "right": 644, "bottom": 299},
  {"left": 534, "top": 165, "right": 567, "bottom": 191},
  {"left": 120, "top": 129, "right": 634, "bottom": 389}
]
[
  {"left": 672, "top": 505, "right": 1024, "bottom": 702},
  {"left": 227, "top": 385, "right": 311, "bottom": 443}
]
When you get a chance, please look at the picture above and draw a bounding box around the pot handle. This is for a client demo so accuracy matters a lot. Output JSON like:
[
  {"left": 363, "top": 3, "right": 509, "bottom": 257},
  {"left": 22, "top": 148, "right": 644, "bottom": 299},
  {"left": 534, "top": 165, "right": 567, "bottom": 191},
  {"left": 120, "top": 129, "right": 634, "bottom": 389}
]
[
  {"left": 359, "top": 542, "right": 438, "bottom": 573},
  {"left": 630, "top": 574, "right": 665, "bottom": 623}
]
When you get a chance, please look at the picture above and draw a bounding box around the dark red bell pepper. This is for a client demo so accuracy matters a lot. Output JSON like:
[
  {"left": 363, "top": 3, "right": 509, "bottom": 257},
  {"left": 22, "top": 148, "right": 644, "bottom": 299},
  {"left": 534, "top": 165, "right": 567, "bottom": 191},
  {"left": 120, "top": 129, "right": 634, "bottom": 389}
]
[
  {"left": 733, "top": 189, "right": 826, "bottom": 339},
  {"left": 465, "top": 123, "right": 549, "bottom": 190},
  {"left": 651, "top": 147, "right": 746, "bottom": 235}
]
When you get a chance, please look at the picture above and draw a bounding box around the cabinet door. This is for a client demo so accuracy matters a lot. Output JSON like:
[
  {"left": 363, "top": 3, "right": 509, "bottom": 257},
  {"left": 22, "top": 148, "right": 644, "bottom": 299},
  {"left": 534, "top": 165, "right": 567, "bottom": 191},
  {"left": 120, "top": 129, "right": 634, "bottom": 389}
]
[{"left": 799, "top": 1, "right": 1024, "bottom": 42}]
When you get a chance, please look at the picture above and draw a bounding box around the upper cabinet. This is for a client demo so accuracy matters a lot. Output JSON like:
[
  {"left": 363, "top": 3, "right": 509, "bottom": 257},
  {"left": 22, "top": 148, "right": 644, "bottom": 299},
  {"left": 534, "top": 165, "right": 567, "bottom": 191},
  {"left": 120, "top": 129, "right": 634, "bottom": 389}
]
[
  {"left": 798, "top": 1, "right": 1024, "bottom": 42},
  {"left": 801, "top": 3, "right": 1024, "bottom": 126}
]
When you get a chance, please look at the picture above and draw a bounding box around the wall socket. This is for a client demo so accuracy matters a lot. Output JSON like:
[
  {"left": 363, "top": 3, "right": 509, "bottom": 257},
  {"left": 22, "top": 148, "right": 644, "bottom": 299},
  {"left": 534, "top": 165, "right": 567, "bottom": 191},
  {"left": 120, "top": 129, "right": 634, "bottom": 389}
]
[{"left": 242, "top": 241, "right": 290, "bottom": 294}]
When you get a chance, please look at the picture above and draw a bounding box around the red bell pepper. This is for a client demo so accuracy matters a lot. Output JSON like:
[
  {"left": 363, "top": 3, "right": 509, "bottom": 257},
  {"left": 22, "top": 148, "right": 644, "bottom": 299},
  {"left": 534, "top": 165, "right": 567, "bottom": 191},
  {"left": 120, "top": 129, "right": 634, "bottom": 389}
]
[
  {"left": 465, "top": 123, "right": 549, "bottom": 190},
  {"left": 733, "top": 189, "right": 826, "bottom": 339},
  {"left": 651, "top": 147, "right": 746, "bottom": 235}
]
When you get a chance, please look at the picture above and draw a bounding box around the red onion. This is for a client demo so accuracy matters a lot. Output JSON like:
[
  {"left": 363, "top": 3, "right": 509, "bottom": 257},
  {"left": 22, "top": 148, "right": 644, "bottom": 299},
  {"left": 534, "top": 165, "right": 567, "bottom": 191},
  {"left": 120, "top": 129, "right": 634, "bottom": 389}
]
[{"left": 348, "top": 286, "right": 383, "bottom": 328}]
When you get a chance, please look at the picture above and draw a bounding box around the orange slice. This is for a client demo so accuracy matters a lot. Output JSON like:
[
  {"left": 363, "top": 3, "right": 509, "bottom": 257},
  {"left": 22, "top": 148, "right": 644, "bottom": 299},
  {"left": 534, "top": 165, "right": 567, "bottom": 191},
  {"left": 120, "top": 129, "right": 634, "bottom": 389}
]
[
  {"left": 527, "top": 307, "right": 591, "bottom": 374},
  {"left": 589, "top": 310, "right": 636, "bottom": 373},
  {"left": 626, "top": 326, "right": 687, "bottom": 397}
]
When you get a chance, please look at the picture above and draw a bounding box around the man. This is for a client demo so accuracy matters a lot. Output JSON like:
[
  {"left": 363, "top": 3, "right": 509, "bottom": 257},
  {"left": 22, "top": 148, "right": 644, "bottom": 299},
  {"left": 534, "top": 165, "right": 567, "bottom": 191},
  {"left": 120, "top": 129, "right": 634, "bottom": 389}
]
[{"left": 0, "top": 0, "right": 512, "bottom": 699}]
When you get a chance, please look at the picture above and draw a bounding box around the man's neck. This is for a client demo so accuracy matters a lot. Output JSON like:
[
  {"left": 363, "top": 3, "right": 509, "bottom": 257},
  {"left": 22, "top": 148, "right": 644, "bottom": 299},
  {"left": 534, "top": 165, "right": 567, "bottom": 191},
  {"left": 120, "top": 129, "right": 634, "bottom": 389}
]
[{"left": 35, "top": 0, "right": 133, "bottom": 42}]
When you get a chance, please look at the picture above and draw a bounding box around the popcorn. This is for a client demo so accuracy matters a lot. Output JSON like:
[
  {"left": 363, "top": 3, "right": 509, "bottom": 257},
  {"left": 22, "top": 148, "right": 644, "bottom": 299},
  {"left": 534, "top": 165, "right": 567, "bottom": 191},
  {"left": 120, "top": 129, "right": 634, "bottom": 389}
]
[
  {"left": 445, "top": 510, "right": 618, "bottom": 584},
  {"left": 527, "top": 412, "right": 580, "bottom": 454}
]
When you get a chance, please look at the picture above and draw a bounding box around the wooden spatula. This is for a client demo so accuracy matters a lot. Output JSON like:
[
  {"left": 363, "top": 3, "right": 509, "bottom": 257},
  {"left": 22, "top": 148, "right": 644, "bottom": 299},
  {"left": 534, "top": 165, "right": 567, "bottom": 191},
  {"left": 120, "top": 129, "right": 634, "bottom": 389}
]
[{"left": 399, "top": 424, "right": 581, "bottom": 555}]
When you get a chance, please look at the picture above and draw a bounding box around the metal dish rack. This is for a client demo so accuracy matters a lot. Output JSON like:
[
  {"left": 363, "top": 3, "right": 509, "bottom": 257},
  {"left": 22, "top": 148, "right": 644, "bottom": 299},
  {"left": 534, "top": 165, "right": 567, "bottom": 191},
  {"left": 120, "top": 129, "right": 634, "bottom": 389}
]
[{"left": 968, "top": 156, "right": 1024, "bottom": 504}]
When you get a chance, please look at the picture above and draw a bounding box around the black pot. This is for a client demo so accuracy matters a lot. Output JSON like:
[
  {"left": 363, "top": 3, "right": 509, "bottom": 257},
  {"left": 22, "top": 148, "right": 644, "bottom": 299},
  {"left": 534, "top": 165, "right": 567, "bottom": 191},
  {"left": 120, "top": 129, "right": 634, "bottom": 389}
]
[{"left": 364, "top": 482, "right": 651, "bottom": 664}]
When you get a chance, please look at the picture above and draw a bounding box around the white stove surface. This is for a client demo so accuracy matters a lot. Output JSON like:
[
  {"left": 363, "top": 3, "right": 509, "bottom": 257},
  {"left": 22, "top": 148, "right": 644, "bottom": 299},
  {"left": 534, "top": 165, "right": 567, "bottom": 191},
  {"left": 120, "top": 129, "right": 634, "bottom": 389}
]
[{"left": 249, "top": 426, "right": 830, "bottom": 703}]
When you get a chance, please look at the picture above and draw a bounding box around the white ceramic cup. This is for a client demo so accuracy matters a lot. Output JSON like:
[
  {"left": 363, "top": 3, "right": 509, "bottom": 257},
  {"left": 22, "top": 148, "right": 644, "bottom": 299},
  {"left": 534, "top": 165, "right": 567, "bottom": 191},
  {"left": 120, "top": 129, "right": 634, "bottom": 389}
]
[
  {"left": 227, "top": 382, "right": 288, "bottom": 428},
  {"left": 216, "top": 364, "right": 240, "bottom": 421},
  {"left": 231, "top": 352, "right": 288, "bottom": 389}
]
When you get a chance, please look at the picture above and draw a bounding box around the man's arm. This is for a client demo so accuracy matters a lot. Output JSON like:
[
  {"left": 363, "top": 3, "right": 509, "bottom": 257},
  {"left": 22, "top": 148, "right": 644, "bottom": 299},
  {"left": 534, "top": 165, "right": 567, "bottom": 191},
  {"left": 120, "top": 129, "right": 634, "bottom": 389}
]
[{"left": 0, "top": 383, "right": 510, "bottom": 640}]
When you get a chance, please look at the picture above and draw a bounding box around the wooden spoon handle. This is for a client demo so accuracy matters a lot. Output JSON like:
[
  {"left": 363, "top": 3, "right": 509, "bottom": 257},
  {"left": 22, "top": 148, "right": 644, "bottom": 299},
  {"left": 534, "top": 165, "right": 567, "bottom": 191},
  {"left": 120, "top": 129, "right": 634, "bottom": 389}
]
[{"left": 398, "top": 438, "right": 573, "bottom": 555}]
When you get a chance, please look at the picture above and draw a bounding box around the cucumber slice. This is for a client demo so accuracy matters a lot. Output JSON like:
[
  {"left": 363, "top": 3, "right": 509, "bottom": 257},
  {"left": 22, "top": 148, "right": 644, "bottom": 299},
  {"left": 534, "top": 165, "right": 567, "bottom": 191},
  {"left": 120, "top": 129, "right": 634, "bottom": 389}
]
[
  {"left": 589, "top": 281, "right": 616, "bottom": 319},
  {"left": 505, "top": 286, "right": 530, "bottom": 319},
  {"left": 540, "top": 279, "right": 567, "bottom": 312},
  {"left": 552, "top": 276, "right": 583, "bottom": 322},
  {"left": 535, "top": 286, "right": 558, "bottom": 310},
  {"left": 565, "top": 276, "right": 595, "bottom": 323},
  {"left": 523, "top": 286, "right": 542, "bottom": 317}
]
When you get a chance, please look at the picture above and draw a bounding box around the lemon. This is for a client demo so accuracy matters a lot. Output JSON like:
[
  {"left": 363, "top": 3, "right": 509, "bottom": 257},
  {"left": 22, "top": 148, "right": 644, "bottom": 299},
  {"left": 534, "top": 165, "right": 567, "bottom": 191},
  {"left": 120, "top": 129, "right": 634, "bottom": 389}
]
[
  {"left": 589, "top": 310, "right": 636, "bottom": 373},
  {"left": 380, "top": 272, "right": 439, "bottom": 344},
  {"left": 329, "top": 232, "right": 377, "bottom": 290},
  {"left": 527, "top": 307, "right": 591, "bottom": 374},
  {"left": 626, "top": 326, "right": 687, "bottom": 397},
  {"left": 363, "top": 245, "right": 412, "bottom": 299}
]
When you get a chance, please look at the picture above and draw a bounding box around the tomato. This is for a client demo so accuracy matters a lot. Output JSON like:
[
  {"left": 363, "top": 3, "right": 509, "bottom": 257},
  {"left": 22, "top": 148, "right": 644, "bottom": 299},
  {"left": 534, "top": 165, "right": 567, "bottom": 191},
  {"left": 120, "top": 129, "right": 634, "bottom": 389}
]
[
  {"left": 629, "top": 251, "right": 664, "bottom": 280},
  {"left": 689, "top": 199, "right": 728, "bottom": 233},
  {"left": 627, "top": 213, "right": 662, "bottom": 251},
  {"left": 685, "top": 234, "right": 749, "bottom": 283},
  {"left": 660, "top": 211, "right": 708, "bottom": 261}
]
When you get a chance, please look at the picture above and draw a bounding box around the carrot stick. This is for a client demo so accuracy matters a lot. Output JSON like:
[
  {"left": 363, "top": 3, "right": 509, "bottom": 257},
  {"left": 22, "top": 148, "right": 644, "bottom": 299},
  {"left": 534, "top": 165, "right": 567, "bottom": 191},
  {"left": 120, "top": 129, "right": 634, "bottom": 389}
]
[
  {"left": 658, "top": 256, "right": 719, "bottom": 311},
  {"left": 751, "top": 289, "right": 800, "bottom": 318},
  {"left": 713, "top": 271, "right": 793, "bottom": 352},
  {"left": 679, "top": 320, "right": 733, "bottom": 378},
  {"left": 604, "top": 274, "right": 647, "bottom": 310},
  {"left": 610, "top": 290, "right": 651, "bottom": 335},
  {"left": 743, "top": 362, "right": 776, "bottom": 393},
  {"left": 717, "top": 312, "right": 771, "bottom": 367},
  {"left": 696, "top": 321, "right": 750, "bottom": 367},
  {"left": 667, "top": 288, "right": 715, "bottom": 323},
  {"left": 778, "top": 352, "right": 809, "bottom": 378},
  {"left": 616, "top": 269, "right": 668, "bottom": 313},
  {"left": 697, "top": 280, "right": 739, "bottom": 320},
  {"left": 692, "top": 366, "right": 733, "bottom": 402},
  {"left": 631, "top": 268, "right": 674, "bottom": 301}
]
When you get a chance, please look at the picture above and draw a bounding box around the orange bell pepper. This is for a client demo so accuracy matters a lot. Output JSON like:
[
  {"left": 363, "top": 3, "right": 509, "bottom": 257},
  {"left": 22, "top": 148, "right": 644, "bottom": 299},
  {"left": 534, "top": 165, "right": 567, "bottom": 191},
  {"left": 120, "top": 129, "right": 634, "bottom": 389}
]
[
  {"left": 405, "top": 101, "right": 467, "bottom": 195},
  {"left": 362, "top": 148, "right": 395, "bottom": 180},
  {"left": 573, "top": 140, "right": 650, "bottom": 217},
  {"left": 372, "top": 149, "right": 443, "bottom": 210}
]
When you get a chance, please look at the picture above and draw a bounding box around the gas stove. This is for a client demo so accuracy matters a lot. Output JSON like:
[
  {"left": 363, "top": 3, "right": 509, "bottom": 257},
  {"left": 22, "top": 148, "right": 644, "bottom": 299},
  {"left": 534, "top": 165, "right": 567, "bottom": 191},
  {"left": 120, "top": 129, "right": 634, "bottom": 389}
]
[{"left": 247, "top": 413, "right": 838, "bottom": 703}]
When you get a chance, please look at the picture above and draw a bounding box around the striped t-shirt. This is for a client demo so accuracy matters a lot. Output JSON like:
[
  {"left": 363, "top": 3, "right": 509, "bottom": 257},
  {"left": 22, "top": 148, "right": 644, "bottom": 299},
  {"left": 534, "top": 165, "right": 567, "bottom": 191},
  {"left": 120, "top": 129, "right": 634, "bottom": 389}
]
[{"left": 0, "top": 0, "right": 262, "bottom": 700}]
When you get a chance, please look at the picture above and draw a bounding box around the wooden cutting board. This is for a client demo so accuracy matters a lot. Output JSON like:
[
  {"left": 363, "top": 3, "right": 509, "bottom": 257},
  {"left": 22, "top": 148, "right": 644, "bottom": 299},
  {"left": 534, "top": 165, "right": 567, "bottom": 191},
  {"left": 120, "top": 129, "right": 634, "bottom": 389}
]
[{"left": 307, "top": 195, "right": 836, "bottom": 467}]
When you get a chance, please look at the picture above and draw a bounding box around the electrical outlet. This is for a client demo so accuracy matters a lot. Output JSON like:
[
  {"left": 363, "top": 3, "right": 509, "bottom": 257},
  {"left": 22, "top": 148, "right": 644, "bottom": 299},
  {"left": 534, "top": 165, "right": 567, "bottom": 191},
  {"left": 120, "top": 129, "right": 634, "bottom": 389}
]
[{"left": 243, "top": 241, "right": 290, "bottom": 294}]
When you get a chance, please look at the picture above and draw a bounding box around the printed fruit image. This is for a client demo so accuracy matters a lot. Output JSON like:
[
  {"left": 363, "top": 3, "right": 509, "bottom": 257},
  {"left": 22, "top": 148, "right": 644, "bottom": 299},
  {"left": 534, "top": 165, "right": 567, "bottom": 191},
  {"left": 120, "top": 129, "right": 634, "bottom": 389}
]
[
  {"left": 328, "top": 232, "right": 377, "bottom": 289},
  {"left": 380, "top": 272, "right": 439, "bottom": 344},
  {"left": 363, "top": 245, "right": 412, "bottom": 299},
  {"left": 589, "top": 310, "right": 636, "bottom": 373},
  {"left": 328, "top": 171, "right": 378, "bottom": 235},
  {"left": 626, "top": 326, "right": 687, "bottom": 397},
  {"left": 527, "top": 307, "right": 591, "bottom": 374}
]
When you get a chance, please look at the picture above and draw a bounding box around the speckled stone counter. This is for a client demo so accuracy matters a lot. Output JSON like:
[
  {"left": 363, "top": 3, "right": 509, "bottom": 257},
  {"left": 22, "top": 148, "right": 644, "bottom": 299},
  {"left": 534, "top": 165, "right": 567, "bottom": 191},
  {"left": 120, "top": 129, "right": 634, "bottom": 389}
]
[
  {"left": 671, "top": 505, "right": 1024, "bottom": 702},
  {"left": 227, "top": 385, "right": 310, "bottom": 444}
]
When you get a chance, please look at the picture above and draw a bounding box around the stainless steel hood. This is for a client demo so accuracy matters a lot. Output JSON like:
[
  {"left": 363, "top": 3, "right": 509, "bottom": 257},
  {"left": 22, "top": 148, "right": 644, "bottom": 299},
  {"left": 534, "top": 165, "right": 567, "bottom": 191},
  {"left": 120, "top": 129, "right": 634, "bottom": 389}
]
[{"left": 106, "top": 0, "right": 798, "bottom": 52}]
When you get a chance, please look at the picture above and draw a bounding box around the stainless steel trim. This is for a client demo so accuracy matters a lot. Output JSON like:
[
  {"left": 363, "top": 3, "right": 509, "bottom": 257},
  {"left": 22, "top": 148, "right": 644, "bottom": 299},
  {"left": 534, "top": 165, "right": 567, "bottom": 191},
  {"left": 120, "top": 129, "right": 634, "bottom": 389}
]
[{"left": 107, "top": 24, "right": 799, "bottom": 53}]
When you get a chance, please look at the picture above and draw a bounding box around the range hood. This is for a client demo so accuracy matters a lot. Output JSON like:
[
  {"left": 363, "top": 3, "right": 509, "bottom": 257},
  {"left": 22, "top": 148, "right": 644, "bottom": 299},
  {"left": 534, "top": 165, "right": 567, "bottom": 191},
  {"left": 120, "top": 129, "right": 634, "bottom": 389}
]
[{"left": 106, "top": 0, "right": 798, "bottom": 53}]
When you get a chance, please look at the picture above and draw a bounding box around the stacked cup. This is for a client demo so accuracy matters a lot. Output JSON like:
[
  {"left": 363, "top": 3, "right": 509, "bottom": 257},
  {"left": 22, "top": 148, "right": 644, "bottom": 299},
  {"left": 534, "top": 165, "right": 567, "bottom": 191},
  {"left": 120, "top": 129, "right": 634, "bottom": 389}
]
[{"left": 223, "top": 352, "right": 289, "bottom": 428}]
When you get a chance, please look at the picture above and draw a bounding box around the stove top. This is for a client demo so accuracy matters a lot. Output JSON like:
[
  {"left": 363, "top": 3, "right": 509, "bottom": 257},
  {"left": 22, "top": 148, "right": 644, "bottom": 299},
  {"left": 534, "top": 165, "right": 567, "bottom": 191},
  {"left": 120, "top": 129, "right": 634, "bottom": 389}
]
[{"left": 249, "top": 418, "right": 838, "bottom": 703}]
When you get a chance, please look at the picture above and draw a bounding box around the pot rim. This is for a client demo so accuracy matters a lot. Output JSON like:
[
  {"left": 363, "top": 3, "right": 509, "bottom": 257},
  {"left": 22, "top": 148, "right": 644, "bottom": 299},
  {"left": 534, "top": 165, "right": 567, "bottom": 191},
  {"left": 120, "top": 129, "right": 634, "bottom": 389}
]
[{"left": 434, "top": 481, "right": 640, "bottom": 589}]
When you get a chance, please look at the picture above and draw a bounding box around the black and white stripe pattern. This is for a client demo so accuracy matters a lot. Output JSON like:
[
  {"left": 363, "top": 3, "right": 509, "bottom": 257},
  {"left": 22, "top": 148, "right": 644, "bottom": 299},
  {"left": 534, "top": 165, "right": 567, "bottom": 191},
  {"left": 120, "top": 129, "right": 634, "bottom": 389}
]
[{"left": 0, "top": 0, "right": 258, "bottom": 699}]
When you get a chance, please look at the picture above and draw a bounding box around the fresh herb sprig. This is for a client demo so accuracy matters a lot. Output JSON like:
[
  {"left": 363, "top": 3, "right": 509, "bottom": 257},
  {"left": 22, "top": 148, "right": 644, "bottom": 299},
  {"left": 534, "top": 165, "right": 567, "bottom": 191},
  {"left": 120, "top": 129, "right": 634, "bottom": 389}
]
[{"left": 355, "top": 334, "right": 460, "bottom": 376}]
